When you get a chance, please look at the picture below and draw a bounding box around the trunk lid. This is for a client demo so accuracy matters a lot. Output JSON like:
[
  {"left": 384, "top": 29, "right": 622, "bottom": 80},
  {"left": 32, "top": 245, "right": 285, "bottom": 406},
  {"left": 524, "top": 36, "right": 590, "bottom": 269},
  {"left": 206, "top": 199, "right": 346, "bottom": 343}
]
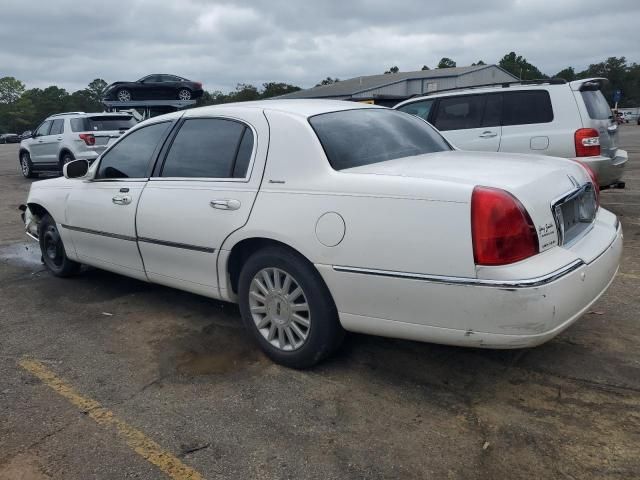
[{"left": 344, "top": 150, "right": 594, "bottom": 251}]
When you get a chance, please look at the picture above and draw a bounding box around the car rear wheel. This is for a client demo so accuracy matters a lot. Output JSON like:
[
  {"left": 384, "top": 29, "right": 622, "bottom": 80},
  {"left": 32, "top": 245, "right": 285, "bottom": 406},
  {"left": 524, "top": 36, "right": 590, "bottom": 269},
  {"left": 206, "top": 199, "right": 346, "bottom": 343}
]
[
  {"left": 177, "top": 88, "right": 192, "bottom": 100},
  {"left": 117, "top": 89, "right": 132, "bottom": 102},
  {"left": 38, "top": 214, "right": 81, "bottom": 277},
  {"left": 20, "top": 152, "right": 37, "bottom": 179},
  {"left": 238, "top": 246, "right": 344, "bottom": 368},
  {"left": 60, "top": 152, "right": 75, "bottom": 173}
]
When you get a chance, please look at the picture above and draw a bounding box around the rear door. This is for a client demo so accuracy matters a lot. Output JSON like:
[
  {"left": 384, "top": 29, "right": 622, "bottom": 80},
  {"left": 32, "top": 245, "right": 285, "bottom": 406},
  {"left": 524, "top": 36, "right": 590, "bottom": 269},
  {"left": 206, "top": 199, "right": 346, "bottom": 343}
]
[
  {"left": 499, "top": 90, "right": 555, "bottom": 155},
  {"left": 64, "top": 120, "right": 173, "bottom": 280},
  {"left": 575, "top": 86, "right": 618, "bottom": 158},
  {"left": 136, "top": 110, "right": 268, "bottom": 298},
  {"left": 432, "top": 94, "right": 501, "bottom": 151}
]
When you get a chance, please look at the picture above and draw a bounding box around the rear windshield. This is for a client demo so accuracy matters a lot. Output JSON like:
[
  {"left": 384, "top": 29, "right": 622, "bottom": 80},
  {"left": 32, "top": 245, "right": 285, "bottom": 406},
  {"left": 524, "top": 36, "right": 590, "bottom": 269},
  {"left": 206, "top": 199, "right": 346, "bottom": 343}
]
[
  {"left": 581, "top": 90, "right": 612, "bottom": 120},
  {"left": 70, "top": 116, "right": 136, "bottom": 132},
  {"left": 309, "top": 109, "right": 451, "bottom": 171}
]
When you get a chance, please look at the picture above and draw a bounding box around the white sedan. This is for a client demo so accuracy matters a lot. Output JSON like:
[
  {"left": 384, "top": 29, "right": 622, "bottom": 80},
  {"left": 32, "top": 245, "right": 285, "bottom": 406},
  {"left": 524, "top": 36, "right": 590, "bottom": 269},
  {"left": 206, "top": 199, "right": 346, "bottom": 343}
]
[{"left": 21, "top": 100, "right": 622, "bottom": 368}]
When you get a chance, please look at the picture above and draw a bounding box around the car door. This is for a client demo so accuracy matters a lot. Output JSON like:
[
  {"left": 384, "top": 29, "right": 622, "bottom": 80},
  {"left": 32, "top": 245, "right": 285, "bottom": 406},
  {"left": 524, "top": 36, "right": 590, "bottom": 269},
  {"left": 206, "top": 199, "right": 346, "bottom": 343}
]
[
  {"left": 64, "top": 120, "right": 174, "bottom": 280},
  {"left": 432, "top": 94, "right": 502, "bottom": 151},
  {"left": 29, "top": 120, "right": 53, "bottom": 164},
  {"left": 135, "top": 110, "right": 267, "bottom": 298},
  {"left": 139, "top": 75, "right": 164, "bottom": 99},
  {"left": 499, "top": 90, "right": 554, "bottom": 155}
]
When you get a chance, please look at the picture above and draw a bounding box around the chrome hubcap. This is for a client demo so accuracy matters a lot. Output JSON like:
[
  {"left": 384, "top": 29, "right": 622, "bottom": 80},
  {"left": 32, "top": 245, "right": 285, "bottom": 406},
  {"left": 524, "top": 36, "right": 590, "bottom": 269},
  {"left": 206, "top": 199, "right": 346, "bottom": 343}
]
[
  {"left": 178, "top": 89, "right": 191, "bottom": 100},
  {"left": 249, "top": 268, "right": 311, "bottom": 351},
  {"left": 118, "top": 90, "right": 131, "bottom": 101}
]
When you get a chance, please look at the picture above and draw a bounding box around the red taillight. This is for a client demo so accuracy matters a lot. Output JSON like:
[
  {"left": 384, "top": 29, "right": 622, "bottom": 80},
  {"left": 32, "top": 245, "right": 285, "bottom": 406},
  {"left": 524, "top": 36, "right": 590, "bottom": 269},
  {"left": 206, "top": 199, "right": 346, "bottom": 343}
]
[
  {"left": 194, "top": 81, "right": 203, "bottom": 89},
  {"left": 471, "top": 186, "right": 539, "bottom": 266},
  {"left": 574, "top": 160, "right": 600, "bottom": 207},
  {"left": 79, "top": 133, "right": 95, "bottom": 146},
  {"left": 574, "top": 128, "right": 600, "bottom": 157}
]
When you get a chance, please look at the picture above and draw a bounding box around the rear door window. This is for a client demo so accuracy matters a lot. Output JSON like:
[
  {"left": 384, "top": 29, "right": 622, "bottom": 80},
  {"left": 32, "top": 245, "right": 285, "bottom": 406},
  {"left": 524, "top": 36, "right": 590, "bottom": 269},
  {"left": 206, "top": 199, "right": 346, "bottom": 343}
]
[
  {"left": 161, "top": 118, "right": 251, "bottom": 178},
  {"left": 49, "top": 119, "right": 64, "bottom": 135},
  {"left": 502, "top": 91, "right": 554, "bottom": 126},
  {"left": 433, "top": 95, "right": 484, "bottom": 131},
  {"left": 396, "top": 99, "right": 434, "bottom": 122},
  {"left": 482, "top": 94, "right": 502, "bottom": 127},
  {"left": 96, "top": 122, "right": 170, "bottom": 179},
  {"left": 581, "top": 90, "right": 612, "bottom": 120}
]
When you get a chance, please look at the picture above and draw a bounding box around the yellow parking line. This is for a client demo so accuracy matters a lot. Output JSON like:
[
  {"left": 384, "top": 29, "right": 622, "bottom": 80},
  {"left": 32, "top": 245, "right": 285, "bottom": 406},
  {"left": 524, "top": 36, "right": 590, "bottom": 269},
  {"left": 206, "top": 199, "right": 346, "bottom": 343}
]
[{"left": 18, "top": 359, "right": 205, "bottom": 480}]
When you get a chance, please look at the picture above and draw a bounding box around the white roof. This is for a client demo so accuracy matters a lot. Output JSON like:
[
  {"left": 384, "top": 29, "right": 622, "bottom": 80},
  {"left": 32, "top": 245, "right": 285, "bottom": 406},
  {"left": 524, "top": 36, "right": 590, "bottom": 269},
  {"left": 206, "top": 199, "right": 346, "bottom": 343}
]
[{"left": 187, "top": 99, "right": 383, "bottom": 118}]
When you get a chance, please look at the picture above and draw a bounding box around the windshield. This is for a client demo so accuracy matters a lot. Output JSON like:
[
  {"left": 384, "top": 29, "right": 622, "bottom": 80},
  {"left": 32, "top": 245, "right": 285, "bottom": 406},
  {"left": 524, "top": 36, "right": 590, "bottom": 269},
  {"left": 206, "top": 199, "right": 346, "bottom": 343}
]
[{"left": 309, "top": 108, "right": 451, "bottom": 171}]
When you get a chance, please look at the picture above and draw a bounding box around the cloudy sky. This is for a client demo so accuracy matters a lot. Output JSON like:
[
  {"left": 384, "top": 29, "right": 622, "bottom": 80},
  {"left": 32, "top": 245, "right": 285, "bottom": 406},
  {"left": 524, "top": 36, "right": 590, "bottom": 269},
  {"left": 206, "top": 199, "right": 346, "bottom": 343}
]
[{"left": 1, "top": 0, "right": 639, "bottom": 93}]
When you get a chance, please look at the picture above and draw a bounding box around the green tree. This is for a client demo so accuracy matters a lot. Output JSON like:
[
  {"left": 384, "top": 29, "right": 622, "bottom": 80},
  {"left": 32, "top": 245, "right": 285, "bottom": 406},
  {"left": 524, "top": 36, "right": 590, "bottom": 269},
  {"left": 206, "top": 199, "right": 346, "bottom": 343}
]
[
  {"left": 421, "top": 65, "right": 430, "bottom": 70},
  {"left": 261, "top": 82, "right": 301, "bottom": 98},
  {"left": 499, "top": 51, "right": 546, "bottom": 79},
  {"left": 471, "top": 60, "right": 486, "bottom": 66},
  {"left": 437, "top": 58, "right": 456, "bottom": 69},
  {"left": 315, "top": 77, "right": 340, "bottom": 87},
  {"left": 554, "top": 67, "right": 576, "bottom": 81},
  {"left": 228, "top": 83, "right": 260, "bottom": 102},
  {"left": 86, "top": 78, "right": 108, "bottom": 105},
  {"left": 384, "top": 66, "right": 399, "bottom": 74},
  {"left": 0, "top": 76, "right": 26, "bottom": 104}
]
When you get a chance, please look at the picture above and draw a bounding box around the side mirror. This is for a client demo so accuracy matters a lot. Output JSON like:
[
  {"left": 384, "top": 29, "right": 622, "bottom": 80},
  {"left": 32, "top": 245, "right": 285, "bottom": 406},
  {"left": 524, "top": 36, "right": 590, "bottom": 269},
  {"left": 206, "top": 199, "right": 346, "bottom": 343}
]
[{"left": 63, "top": 159, "right": 89, "bottom": 179}]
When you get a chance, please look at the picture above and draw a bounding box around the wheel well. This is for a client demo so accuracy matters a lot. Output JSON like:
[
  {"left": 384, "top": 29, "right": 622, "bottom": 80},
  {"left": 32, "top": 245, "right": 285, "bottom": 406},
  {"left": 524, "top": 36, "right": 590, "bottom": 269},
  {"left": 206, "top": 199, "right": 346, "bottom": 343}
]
[
  {"left": 26, "top": 202, "right": 50, "bottom": 221},
  {"left": 59, "top": 149, "right": 73, "bottom": 163},
  {"left": 227, "top": 238, "right": 311, "bottom": 294}
]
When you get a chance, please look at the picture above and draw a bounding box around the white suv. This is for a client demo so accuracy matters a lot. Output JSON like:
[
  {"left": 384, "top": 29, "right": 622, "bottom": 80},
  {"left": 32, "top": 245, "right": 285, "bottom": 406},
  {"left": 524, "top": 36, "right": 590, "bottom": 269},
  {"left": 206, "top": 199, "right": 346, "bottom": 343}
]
[
  {"left": 18, "top": 112, "right": 137, "bottom": 178},
  {"left": 394, "top": 78, "right": 627, "bottom": 189}
]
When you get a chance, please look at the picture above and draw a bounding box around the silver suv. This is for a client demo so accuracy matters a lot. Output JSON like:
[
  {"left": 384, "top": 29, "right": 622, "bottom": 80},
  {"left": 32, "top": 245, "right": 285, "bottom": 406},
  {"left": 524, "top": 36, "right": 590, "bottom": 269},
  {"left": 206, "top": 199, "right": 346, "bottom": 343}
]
[
  {"left": 394, "top": 78, "right": 627, "bottom": 189},
  {"left": 18, "top": 112, "right": 136, "bottom": 178}
]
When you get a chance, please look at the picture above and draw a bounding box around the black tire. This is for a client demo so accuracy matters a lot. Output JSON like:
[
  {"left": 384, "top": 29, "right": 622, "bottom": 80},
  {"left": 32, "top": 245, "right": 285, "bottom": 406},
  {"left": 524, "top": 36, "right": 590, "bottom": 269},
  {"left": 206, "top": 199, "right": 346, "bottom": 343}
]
[
  {"left": 238, "top": 246, "right": 344, "bottom": 369},
  {"left": 117, "top": 89, "right": 132, "bottom": 102},
  {"left": 177, "top": 88, "right": 192, "bottom": 100},
  {"left": 60, "top": 152, "right": 75, "bottom": 173},
  {"left": 38, "top": 214, "right": 81, "bottom": 277},
  {"left": 19, "top": 151, "right": 37, "bottom": 179}
]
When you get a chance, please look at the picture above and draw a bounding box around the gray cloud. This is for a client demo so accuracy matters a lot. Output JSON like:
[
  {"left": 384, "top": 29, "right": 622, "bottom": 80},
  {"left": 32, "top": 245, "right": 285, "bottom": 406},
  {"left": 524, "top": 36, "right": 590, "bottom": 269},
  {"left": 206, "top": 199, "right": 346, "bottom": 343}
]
[{"left": 1, "top": 0, "right": 639, "bottom": 93}]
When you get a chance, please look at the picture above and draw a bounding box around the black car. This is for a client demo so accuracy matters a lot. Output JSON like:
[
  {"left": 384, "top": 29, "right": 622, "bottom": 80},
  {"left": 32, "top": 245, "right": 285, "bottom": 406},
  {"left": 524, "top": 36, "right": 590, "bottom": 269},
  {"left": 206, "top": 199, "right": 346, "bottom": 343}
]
[
  {"left": 102, "top": 74, "right": 204, "bottom": 102},
  {"left": 0, "top": 133, "right": 20, "bottom": 144}
]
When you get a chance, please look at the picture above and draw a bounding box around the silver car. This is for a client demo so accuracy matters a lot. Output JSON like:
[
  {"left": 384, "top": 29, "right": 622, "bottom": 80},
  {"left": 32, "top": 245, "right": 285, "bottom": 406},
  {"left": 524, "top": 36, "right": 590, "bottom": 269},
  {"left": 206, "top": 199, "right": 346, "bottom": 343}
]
[
  {"left": 18, "top": 112, "right": 137, "bottom": 178},
  {"left": 395, "top": 78, "right": 627, "bottom": 189}
]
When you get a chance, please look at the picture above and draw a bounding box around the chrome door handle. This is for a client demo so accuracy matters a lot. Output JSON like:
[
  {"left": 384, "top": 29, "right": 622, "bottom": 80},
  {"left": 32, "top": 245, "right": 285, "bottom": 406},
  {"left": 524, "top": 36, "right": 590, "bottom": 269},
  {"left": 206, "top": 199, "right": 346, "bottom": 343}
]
[
  {"left": 210, "top": 199, "right": 241, "bottom": 210},
  {"left": 112, "top": 195, "right": 132, "bottom": 205},
  {"left": 479, "top": 131, "right": 498, "bottom": 138}
]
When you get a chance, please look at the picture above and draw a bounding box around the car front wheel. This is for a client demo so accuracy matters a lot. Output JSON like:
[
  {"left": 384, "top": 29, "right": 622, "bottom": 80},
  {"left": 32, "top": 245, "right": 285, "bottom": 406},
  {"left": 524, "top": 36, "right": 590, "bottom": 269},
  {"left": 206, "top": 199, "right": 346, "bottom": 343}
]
[
  {"left": 238, "top": 246, "right": 344, "bottom": 368},
  {"left": 20, "top": 152, "right": 37, "bottom": 178},
  {"left": 117, "top": 89, "right": 132, "bottom": 102},
  {"left": 38, "top": 214, "right": 81, "bottom": 277},
  {"left": 177, "top": 88, "right": 192, "bottom": 100}
]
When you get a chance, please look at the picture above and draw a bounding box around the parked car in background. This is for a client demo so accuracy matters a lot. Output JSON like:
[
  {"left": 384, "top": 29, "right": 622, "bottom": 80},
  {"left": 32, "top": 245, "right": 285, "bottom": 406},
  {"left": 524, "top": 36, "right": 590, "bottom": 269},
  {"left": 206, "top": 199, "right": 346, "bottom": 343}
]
[
  {"left": 102, "top": 74, "right": 204, "bottom": 102},
  {"left": 0, "top": 133, "right": 20, "bottom": 144},
  {"left": 18, "top": 111, "right": 137, "bottom": 178},
  {"left": 19, "top": 130, "right": 32, "bottom": 140},
  {"left": 20, "top": 100, "right": 622, "bottom": 368},
  {"left": 395, "top": 78, "right": 627, "bottom": 189}
]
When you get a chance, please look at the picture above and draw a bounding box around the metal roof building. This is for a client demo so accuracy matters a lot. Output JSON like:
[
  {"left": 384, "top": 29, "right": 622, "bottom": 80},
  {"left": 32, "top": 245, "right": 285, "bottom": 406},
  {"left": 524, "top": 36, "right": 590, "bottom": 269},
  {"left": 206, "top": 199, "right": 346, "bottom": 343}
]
[{"left": 279, "top": 65, "right": 518, "bottom": 106}]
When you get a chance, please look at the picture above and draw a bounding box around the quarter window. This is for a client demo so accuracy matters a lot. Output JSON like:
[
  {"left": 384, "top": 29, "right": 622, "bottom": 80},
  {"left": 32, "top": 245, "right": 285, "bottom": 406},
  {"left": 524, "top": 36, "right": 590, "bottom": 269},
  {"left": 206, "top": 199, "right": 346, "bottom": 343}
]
[
  {"left": 502, "top": 91, "right": 553, "bottom": 126},
  {"left": 396, "top": 99, "right": 434, "bottom": 121},
  {"left": 96, "top": 122, "right": 170, "bottom": 179},
  {"left": 35, "top": 121, "right": 52, "bottom": 137},
  {"left": 49, "top": 119, "right": 64, "bottom": 135},
  {"left": 433, "top": 95, "right": 484, "bottom": 131},
  {"left": 161, "top": 118, "right": 252, "bottom": 179}
]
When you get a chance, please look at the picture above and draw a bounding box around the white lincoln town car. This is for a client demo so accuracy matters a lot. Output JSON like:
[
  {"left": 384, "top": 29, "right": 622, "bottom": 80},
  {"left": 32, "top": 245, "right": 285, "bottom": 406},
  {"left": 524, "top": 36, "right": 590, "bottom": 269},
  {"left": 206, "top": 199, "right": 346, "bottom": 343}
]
[{"left": 21, "top": 100, "right": 622, "bottom": 368}]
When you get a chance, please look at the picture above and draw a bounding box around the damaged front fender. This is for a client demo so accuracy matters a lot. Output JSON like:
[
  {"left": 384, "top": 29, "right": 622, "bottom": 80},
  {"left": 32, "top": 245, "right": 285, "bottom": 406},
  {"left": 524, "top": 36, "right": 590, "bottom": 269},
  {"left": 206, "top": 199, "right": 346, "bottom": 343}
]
[{"left": 18, "top": 204, "right": 39, "bottom": 241}]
